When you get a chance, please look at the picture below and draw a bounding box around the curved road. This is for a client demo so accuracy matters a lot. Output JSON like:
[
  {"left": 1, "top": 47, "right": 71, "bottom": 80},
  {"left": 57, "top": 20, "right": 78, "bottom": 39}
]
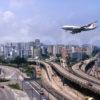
[
  {"left": 39, "top": 61, "right": 84, "bottom": 100},
  {"left": 72, "top": 61, "right": 100, "bottom": 86},
  {"left": 49, "top": 62, "right": 100, "bottom": 95}
]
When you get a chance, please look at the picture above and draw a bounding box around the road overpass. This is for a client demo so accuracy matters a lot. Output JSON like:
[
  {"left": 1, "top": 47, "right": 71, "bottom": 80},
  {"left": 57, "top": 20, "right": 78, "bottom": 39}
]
[
  {"left": 48, "top": 62, "right": 100, "bottom": 95},
  {"left": 39, "top": 61, "right": 84, "bottom": 100},
  {"left": 28, "top": 58, "right": 100, "bottom": 97},
  {"left": 28, "top": 59, "right": 88, "bottom": 99},
  {"left": 72, "top": 60, "right": 100, "bottom": 86}
]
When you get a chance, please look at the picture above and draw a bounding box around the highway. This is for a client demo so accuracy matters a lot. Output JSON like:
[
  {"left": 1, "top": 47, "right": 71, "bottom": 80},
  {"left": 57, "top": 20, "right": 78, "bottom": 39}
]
[
  {"left": 22, "top": 80, "right": 41, "bottom": 100},
  {"left": 80, "top": 59, "right": 91, "bottom": 71},
  {"left": 48, "top": 62, "right": 100, "bottom": 95},
  {"left": 28, "top": 58, "right": 100, "bottom": 98},
  {"left": 72, "top": 60, "right": 100, "bottom": 86},
  {"left": 42, "top": 68, "right": 73, "bottom": 100},
  {"left": 38, "top": 61, "right": 85, "bottom": 100},
  {"left": 30, "top": 80, "right": 57, "bottom": 100},
  {"left": 0, "top": 58, "right": 97, "bottom": 100}
]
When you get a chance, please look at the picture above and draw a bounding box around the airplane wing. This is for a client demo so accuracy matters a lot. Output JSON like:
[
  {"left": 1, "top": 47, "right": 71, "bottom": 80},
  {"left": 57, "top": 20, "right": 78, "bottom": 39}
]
[
  {"left": 71, "top": 29, "right": 82, "bottom": 34},
  {"left": 62, "top": 25, "right": 82, "bottom": 34}
]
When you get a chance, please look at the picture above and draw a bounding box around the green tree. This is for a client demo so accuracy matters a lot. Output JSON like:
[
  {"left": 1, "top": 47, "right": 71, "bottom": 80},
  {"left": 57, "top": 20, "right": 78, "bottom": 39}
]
[
  {"left": 0, "top": 56, "right": 5, "bottom": 64},
  {"left": 56, "top": 54, "right": 61, "bottom": 58},
  {"left": 13, "top": 56, "right": 27, "bottom": 68}
]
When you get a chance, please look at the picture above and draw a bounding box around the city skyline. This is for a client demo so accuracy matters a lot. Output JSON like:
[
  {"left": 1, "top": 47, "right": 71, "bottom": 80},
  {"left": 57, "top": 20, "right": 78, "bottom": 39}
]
[
  {"left": 0, "top": 39, "right": 100, "bottom": 47},
  {"left": 0, "top": 0, "right": 100, "bottom": 46},
  {"left": 0, "top": 38, "right": 96, "bottom": 59}
]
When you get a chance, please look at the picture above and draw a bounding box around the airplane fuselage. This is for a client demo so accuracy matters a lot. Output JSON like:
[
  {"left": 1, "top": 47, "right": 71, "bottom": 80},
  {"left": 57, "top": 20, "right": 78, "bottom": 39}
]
[{"left": 62, "top": 22, "right": 97, "bottom": 34}]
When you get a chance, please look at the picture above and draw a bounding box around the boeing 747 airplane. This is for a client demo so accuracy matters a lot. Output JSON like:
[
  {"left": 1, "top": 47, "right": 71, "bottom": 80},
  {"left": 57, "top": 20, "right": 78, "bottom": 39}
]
[{"left": 62, "top": 21, "right": 97, "bottom": 34}]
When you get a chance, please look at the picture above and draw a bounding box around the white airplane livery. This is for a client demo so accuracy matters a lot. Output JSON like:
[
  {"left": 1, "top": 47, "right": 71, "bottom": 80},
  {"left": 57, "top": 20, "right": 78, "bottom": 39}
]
[{"left": 62, "top": 21, "right": 97, "bottom": 34}]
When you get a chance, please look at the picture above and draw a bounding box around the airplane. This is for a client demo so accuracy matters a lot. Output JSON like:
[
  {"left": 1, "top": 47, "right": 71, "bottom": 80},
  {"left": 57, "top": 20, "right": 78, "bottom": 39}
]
[{"left": 62, "top": 21, "right": 97, "bottom": 34}]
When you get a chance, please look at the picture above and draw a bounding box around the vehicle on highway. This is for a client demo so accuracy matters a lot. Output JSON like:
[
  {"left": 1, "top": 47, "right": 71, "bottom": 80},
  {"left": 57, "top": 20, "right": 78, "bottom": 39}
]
[
  {"left": 0, "top": 86, "right": 4, "bottom": 88},
  {"left": 62, "top": 21, "right": 97, "bottom": 34},
  {"left": 41, "top": 96, "right": 48, "bottom": 100},
  {"left": 87, "top": 82, "right": 93, "bottom": 87},
  {"left": 40, "top": 88, "right": 44, "bottom": 95},
  {"left": 40, "top": 88, "right": 48, "bottom": 100},
  {"left": 85, "top": 96, "right": 94, "bottom": 100}
]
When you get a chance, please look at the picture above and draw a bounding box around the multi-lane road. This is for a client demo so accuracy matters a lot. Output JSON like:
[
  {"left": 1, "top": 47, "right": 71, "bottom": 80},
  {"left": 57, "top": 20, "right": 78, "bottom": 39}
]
[
  {"left": 1, "top": 57, "right": 99, "bottom": 100},
  {"left": 36, "top": 61, "right": 85, "bottom": 100},
  {"left": 28, "top": 58, "right": 100, "bottom": 99},
  {"left": 72, "top": 60, "right": 100, "bottom": 86},
  {"left": 48, "top": 61, "right": 100, "bottom": 95}
]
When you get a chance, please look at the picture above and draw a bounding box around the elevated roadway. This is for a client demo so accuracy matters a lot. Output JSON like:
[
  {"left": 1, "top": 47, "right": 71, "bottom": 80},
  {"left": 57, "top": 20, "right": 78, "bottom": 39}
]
[
  {"left": 72, "top": 60, "right": 100, "bottom": 86},
  {"left": 29, "top": 60, "right": 85, "bottom": 100},
  {"left": 48, "top": 62, "right": 100, "bottom": 95}
]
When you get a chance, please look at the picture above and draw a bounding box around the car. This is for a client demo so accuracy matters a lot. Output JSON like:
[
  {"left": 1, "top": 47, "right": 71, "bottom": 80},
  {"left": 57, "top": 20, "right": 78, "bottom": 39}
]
[
  {"left": 87, "top": 82, "right": 93, "bottom": 87},
  {"left": 40, "top": 88, "right": 44, "bottom": 95},
  {"left": 41, "top": 96, "right": 48, "bottom": 100},
  {"left": 85, "top": 96, "right": 94, "bottom": 100},
  {"left": 0, "top": 86, "right": 4, "bottom": 88}
]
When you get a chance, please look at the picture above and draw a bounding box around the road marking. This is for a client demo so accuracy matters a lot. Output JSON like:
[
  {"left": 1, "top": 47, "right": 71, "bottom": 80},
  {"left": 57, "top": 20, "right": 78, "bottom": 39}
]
[
  {"left": 32, "top": 81, "right": 41, "bottom": 89},
  {"left": 25, "top": 82, "right": 40, "bottom": 95}
]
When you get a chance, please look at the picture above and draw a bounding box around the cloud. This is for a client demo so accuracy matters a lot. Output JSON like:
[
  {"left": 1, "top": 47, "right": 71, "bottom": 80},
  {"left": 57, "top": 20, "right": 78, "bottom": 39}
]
[
  {"left": 0, "top": 10, "right": 98, "bottom": 45},
  {"left": 2, "top": 11, "right": 15, "bottom": 23},
  {"left": 0, "top": 11, "right": 15, "bottom": 25},
  {"left": 0, "top": 10, "right": 32, "bottom": 42},
  {"left": 0, "top": 0, "right": 99, "bottom": 45}
]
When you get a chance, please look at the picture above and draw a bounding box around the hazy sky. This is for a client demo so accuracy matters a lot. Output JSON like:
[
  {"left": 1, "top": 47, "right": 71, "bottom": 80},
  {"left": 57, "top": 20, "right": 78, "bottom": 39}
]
[{"left": 0, "top": 0, "right": 100, "bottom": 45}]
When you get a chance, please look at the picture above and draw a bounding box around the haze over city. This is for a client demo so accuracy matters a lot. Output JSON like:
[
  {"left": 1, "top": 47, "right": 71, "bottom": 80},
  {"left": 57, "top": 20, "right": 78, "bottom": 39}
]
[{"left": 0, "top": 0, "right": 99, "bottom": 45}]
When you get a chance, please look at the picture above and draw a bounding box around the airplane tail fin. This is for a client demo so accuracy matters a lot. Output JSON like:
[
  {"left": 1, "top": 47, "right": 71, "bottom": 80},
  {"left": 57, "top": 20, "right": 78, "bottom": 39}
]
[
  {"left": 91, "top": 23, "right": 96, "bottom": 27},
  {"left": 88, "top": 22, "right": 97, "bottom": 29},
  {"left": 85, "top": 21, "right": 97, "bottom": 27}
]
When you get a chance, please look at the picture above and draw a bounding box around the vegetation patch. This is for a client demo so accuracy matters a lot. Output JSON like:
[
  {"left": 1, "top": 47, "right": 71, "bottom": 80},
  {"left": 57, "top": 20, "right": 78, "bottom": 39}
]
[
  {"left": 23, "top": 67, "right": 34, "bottom": 77},
  {"left": 8, "top": 83, "right": 21, "bottom": 90},
  {"left": 0, "top": 78, "right": 9, "bottom": 82}
]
